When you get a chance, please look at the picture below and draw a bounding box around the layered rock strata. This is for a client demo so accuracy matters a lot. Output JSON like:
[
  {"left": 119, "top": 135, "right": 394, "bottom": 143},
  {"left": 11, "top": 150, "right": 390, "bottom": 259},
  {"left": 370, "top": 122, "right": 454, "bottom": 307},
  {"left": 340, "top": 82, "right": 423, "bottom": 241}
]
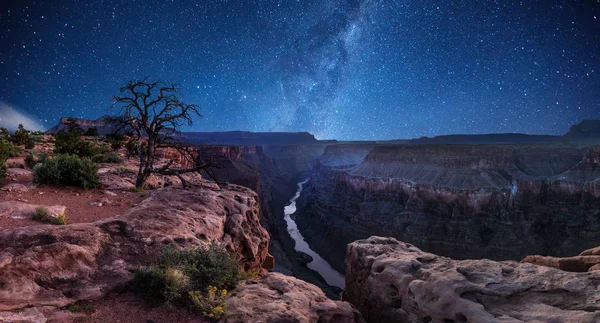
[{"left": 298, "top": 144, "right": 600, "bottom": 272}]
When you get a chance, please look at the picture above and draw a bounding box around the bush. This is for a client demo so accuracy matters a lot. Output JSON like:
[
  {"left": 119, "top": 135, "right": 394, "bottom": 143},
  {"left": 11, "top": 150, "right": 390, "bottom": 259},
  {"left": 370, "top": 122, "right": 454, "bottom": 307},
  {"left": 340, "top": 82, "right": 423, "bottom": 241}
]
[
  {"left": 125, "top": 139, "right": 138, "bottom": 158},
  {"left": 0, "top": 139, "right": 20, "bottom": 178},
  {"left": 54, "top": 130, "right": 101, "bottom": 158},
  {"left": 33, "top": 154, "right": 100, "bottom": 189},
  {"left": 189, "top": 286, "right": 227, "bottom": 320},
  {"left": 32, "top": 205, "right": 49, "bottom": 221},
  {"left": 91, "top": 152, "right": 123, "bottom": 163},
  {"left": 159, "top": 245, "right": 241, "bottom": 291},
  {"left": 12, "top": 124, "right": 34, "bottom": 147},
  {"left": 132, "top": 244, "right": 241, "bottom": 305},
  {"left": 25, "top": 150, "right": 47, "bottom": 168},
  {"left": 133, "top": 267, "right": 189, "bottom": 304}
]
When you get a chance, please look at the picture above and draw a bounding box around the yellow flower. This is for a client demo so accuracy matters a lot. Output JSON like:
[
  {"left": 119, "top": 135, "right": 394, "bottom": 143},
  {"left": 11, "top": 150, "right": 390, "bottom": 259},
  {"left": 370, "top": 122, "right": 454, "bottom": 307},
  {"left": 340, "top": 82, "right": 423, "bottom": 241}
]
[{"left": 220, "top": 289, "right": 227, "bottom": 297}]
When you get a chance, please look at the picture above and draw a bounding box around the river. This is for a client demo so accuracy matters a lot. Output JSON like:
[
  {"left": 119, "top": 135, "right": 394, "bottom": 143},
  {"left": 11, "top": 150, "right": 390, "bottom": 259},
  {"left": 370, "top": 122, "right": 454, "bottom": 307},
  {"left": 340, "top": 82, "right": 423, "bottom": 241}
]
[{"left": 284, "top": 179, "right": 346, "bottom": 289}]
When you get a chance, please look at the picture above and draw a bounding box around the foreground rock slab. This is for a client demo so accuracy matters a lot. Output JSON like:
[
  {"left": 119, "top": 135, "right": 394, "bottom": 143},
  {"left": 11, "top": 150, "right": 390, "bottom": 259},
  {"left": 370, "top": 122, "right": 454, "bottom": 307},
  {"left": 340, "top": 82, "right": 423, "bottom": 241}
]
[
  {"left": 0, "top": 184, "right": 270, "bottom": 313},
  {"left": 222, "top": 273, "right": 364, "bottom": 323},
  {"left": 344, "top": 236, "right": 600, "bottom": 323}
]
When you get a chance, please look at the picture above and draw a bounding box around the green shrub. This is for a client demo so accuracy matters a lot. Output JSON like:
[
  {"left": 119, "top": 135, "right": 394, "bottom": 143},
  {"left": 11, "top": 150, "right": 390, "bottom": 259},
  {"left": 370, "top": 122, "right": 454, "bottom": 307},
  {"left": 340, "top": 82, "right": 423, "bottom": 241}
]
[
  {"left": 125, "top": 140, "right": 138, "bottom": 158},
  {"left": 32, "top": 205, "right": 49, "bottom": 221},
  {"left": 25, "top": 150, "right": 47, "bottom": 168},
  {"left": 54, "top": 130, "right": 100, "bottom": 157},
  {"left": 132, "top": 244, "right": 241, "bottom": 305},
  {"left": 0, "top": 139, "right": 20, "bottom": 178},
  {"left": 91, "top": 152, "right": 122, "bottom": 163},
  {"left": 159, "top": 244, "right": 241, "bottom": 291},
  {"left": 133, "top": 267, "right": 189, "bottom": 304},
  {"left": 12, "top": 124, "right": 33, "bottom": 146},
  {"left": 33, "top": 154, "right": 100, "bottom": 189},
  {"left": 1, "top": 139, "right": 21, "bottom": 157}
]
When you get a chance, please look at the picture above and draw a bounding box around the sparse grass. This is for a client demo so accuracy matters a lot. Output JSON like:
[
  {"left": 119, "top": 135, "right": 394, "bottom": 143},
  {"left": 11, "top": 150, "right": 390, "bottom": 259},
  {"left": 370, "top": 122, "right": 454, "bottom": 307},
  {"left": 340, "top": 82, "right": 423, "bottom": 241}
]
[
  {"left": 130, "top": 186, "right": 146, "bottom": 192},
  {"left": 49, "top": 213, "right": 69, "bottom": 225},
  {"left": 114, "top": 167, "right": 134, "bottom": 174},
  {"left": 67, "top": 301, "right": 94, "bottom": 314},
  {"left": 91, "top": 152, "right": 123, "bottom": 164},
  {"left": 32, "top": 206, "right": 68, "bottom": 225},
  {"left": 32, "top": 205, "right": 49, "bottom": 221}
]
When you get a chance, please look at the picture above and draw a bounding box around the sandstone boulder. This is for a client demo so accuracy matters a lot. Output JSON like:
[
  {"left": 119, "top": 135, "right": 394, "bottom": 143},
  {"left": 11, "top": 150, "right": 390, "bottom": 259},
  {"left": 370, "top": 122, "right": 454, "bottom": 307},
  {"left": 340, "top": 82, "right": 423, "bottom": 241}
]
[
  {"left": 221, "top": 273, "right": 364, "bottom": 323},
  {"left": 344, "top": 236, "right": 600, "bottom": 323},
  {"left": 0, "top": 201, "right": 66, "bottom": 220},
  {"left": 0, "top": 184, "right": 270, "bottom": 315}
]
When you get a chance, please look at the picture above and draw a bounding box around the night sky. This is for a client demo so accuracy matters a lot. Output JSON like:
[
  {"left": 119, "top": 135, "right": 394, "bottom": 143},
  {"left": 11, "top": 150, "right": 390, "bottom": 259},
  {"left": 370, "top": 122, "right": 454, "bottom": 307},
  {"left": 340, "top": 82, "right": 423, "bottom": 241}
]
[{"left": 1, "top": 0, "right": 599, "bottom": 140}]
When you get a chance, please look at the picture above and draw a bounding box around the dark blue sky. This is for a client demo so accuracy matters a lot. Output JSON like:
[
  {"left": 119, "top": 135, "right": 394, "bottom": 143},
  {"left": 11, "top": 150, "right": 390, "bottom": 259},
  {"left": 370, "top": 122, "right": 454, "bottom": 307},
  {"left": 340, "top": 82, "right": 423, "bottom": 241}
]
[{"left": 1, "top": 0, "right": 599, "bottom": 140}]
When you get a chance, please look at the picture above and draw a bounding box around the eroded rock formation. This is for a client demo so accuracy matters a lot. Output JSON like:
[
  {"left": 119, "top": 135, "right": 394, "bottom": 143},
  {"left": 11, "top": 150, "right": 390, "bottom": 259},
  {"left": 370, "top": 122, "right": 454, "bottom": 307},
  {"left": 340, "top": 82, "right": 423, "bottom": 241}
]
[
  {"left": 0, "top": 184, "right": 270, "bottom": 313},
  {"left": 344, "top": 236, "right": 600, "bottom": 323},
  {"left": 222, "top": 273, "right": 364, "bottom": 323}
]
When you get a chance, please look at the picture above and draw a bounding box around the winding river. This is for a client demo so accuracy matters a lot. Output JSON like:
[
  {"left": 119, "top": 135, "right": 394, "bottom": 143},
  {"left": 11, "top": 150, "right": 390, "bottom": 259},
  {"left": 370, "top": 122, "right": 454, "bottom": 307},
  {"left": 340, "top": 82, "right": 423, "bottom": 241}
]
[{"left": 284, "top": 179, "right": 346, "bottom": 289}]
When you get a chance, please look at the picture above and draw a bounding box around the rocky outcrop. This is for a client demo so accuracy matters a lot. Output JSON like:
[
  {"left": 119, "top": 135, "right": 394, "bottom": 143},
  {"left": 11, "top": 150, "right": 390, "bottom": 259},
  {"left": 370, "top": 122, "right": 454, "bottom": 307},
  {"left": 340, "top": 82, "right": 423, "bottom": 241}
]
[
  {"left": 46, "top": 116, "right": 118, "bottom": 135},
  {"left": 522, "top": 245, "right": 600, "bottom": 272},
  {"left": 344, "top": 236, "right": 600, "bottom": 323},
  {"left": 0, "top": 201, "right": 66, "bottom": 219},
  {"left": 297, "top": 144, "right": 600, "bottom": 272},
  {"left": 0, "top": 184, "right": 270, "bottom": 312},
  {"left": 222, "top": 273, "right": 364, "bottom": 323}
]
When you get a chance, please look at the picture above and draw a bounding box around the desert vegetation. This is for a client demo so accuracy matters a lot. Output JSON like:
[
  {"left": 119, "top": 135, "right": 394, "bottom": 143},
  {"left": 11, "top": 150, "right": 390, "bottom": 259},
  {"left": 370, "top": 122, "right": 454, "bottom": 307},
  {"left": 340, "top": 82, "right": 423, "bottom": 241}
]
[
  {"left": 132, "top": 244, "right": 243, "bottom": 319},
  {"left": 109, "top": 78, "right": 219, "bottom": 188},
  {"left": 33, "top": 154, "right": 100, "bottom": 189}
]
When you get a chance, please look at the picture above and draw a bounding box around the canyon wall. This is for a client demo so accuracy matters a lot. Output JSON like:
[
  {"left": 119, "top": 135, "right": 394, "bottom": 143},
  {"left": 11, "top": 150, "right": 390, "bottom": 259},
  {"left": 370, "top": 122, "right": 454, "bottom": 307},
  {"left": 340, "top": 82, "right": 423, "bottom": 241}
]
[
  {"left": 297, "top": 144, "right": 600, "bottom": 272},
  {"left": 194, "top": 144, "right": 349, "bottom": 296}
]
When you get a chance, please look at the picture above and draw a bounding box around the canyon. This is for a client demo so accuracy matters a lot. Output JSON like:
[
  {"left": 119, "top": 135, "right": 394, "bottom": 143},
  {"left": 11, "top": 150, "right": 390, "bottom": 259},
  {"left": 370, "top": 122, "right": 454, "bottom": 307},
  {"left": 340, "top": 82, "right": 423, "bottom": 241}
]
[
  {"left": 3, "top": 118, "right": 600, "bottom": 322},
  {"left": 296, "top": 143, "right": 600, "bottom": 272}
]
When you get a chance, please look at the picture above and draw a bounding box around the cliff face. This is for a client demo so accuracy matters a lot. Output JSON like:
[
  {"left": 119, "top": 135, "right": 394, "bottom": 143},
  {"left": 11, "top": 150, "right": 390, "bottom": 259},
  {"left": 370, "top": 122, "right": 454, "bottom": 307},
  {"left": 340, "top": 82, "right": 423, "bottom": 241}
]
[
  {"left": 0, "top": 184, "right": 270, "bottom": 312},
  {"left": 297, "top": 144, "right": 600, "bottom": 272},
  {"left": 194, "top": 144, "right": 350, "bottom": 297},
  {"left": 344, "top": 236, "right": 600, "bottom": 323}
]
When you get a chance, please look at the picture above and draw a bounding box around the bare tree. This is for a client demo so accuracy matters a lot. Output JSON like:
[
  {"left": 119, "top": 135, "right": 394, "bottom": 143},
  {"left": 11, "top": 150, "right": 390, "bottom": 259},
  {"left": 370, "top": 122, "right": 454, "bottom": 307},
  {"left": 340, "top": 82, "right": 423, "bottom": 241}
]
[{"left": 109, "top": 78, "right": 219, "bottom": 188}]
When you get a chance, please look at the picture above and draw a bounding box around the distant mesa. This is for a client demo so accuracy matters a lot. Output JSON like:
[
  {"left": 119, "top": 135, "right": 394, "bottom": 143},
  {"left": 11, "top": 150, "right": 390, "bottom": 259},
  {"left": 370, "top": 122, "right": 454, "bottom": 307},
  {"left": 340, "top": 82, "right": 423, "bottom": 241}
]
[
  {"left": 46, "top": 115, "right": 327, "bottom": 145},
  {"left": 46, "top": 116, "right": 600, "bottom": 145},
  {"left": 46, "top": 115, "right": 117, "bottom": 135},
  {"left": 563, "top": 119, "right": 600, "bottom": 140}
]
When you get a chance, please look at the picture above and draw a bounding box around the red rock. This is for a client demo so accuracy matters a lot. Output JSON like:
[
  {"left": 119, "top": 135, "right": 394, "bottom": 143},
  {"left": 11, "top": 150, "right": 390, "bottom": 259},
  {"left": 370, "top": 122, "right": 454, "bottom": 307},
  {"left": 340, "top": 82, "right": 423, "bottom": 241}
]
[
  {"left": 344, "top": 236, "right": 600, "bottom": 323},
  {"left": 0, "top": 184, "right": 269, "bottom": 313},
  {"left": 222, "top": 273, "right": 364, "bottom": 323}
]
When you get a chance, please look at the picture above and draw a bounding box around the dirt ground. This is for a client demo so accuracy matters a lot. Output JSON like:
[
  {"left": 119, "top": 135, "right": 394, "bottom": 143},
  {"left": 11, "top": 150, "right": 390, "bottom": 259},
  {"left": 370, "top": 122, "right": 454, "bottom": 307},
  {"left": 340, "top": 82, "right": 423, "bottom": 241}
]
[
  {"left": 0, "top": 171, "right": 145, "bottom": 230},
  {"left": 50, "top": 292, "right": 209, "bottom": 323}
]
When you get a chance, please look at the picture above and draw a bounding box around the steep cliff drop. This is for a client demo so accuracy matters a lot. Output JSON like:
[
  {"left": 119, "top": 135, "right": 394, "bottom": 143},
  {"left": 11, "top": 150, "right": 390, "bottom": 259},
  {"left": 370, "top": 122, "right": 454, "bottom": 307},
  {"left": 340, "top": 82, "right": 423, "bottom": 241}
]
[
  {"left": 297, "top": 144, "right": 600, "bottom": 273},
  {"left": 284, "top": 179, "right": 345, "bottom": 290}
]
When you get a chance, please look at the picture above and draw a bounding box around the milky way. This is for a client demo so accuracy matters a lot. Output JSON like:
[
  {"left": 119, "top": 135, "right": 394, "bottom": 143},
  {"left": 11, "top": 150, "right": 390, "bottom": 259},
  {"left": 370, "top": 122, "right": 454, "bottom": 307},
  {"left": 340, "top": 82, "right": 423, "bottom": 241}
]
[{"left": 1, "top": 0, "right": 599, "bottom": 140}]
